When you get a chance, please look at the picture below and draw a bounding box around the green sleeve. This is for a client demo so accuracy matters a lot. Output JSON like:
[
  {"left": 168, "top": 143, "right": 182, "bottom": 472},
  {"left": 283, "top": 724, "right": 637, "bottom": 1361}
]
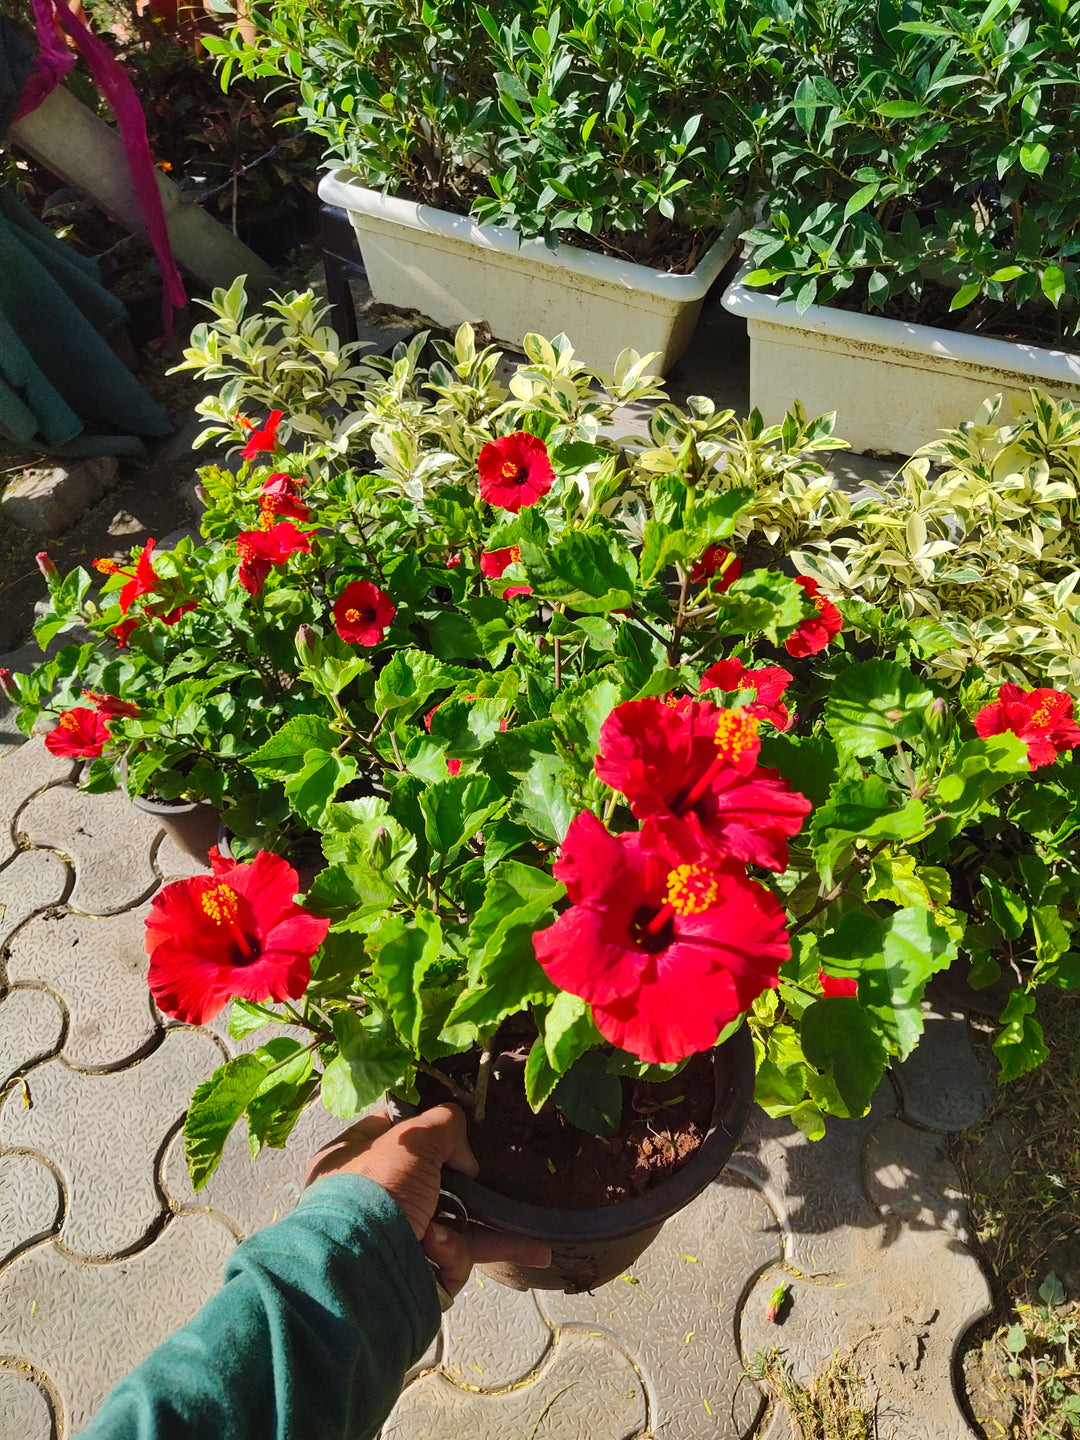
[{"left": 74, "top": 1174, "right": 441, "bottom": 1440}]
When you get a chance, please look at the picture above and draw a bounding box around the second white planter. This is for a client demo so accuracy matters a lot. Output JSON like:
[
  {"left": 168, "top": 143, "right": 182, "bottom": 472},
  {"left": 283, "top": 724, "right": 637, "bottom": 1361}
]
[
  {"left": 722, "top": 264, "right": 1080, "bottom": 456},
  {"left": 318, "top": 169, "right": 741, "bottom": 376}
]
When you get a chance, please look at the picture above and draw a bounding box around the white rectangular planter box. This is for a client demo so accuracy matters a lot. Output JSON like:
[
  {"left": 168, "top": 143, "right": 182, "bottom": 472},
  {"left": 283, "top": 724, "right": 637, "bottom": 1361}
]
[
  {"left": 722, "top": 263, "right": 1080, "bottom": 457},
  {"left": 319, "top": 168, "right": 741, "bottom": 376}
]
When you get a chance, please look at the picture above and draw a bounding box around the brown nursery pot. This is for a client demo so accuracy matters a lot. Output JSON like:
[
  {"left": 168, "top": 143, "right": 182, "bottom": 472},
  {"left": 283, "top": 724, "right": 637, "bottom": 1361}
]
[
  {"left": 390, "top": 1024, "right": 756, "bottom": 1294},
  {"left": 132, "top": 790, "right": 221, "bottom": 866}
]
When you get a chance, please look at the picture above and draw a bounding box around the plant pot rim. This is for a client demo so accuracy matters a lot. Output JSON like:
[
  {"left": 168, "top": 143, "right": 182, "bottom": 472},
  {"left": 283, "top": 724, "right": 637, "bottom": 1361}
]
[
  {"left": 722, "top": 261, "right": 1080, "bottom": 385},
  {"left": 401, "top": 1024, "right": 755, "bottom": 1244},
  {"left": 318, "top": 168, "right": 743, "bottom": 303}
]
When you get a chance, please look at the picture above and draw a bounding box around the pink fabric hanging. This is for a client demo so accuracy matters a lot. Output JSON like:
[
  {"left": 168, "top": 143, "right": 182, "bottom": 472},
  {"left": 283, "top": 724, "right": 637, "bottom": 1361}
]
[{"left": 15, "top": 0, "right": 188, "bottom": 338}]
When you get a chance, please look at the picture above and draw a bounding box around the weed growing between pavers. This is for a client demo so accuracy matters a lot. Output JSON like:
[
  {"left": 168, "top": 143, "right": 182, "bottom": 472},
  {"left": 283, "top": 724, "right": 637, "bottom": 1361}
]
[
  {"left": 954, "top": 994, "right": 1080, "bottom": 1437},
  {"left": 746, "top": 1347, "right": 879, "bottom": 1438}
]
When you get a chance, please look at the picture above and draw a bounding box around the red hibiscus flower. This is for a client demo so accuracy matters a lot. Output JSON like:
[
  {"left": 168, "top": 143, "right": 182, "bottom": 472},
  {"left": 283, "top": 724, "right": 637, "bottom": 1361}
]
[
  {"left": 81, "top": 689, "right": 140, "bottom": 719},
  {"left": 690, "top": 545, "right": 741, "bottom": 588},
  {"left": 699, "top": 657, "right": 794, "bottom": 732},
  {"left": 477, "top": 432, "right": 555, "bottom": 512},
  {"left": 158, "top": 603, "right": 197, "bottom": 626},
  {"left": 333, "top": 580, "right": 395, "bottom": 646},
  {"left": 818, "top": 967, "right": 858, "bottom": 998},
  {"left": 240, "top": 410, "right": 284, "bottom": 460},
  {"left": 236, "top": 522, "right": 314, "bottom": 596},
  {"left": 259, "top": 472, "right": 310, "bottom": 525},
  {"left": 595, "top": 696, "right": 811, "bottom": 872},
  {"left": 785, "top": 576, "right": 842, "bottom": 658},
  {"left": 445, "top": 552, "right": 462, "bottom": 568},
  {"left": 481, "top": 546, "right": 521, "bottom": 579},
  {"left": 533, "top": 813, "right": 789, "bottom": 1063},
  {"left": 112, "top": 618, "right": 139, "bottom": 648},
  {"left": 144, "top": 847, "right": 330, "bottom": 1026},
  {"left": 44, "top": 706, "right": 110, "bottom": 758},
  {"left": 975, "top": 683, "right": 1080, "bottom": 769},
  {"left": 504, "top": 585, "right": 533, "bottom": 599},
  {"left": 95, "top": 539, "right": 162, "bottom": 615}
]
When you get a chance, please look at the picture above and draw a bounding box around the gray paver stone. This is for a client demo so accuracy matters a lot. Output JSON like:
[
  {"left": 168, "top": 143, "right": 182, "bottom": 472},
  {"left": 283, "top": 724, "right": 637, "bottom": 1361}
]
[
  {"left": 0, "top": 1368, "right": 54, "bottom": 1440},
  {"left": 541, "top": 1173, "right": 778, "bottom": 1440},
  {"left": 163, "top": 1098, "right": 343, "bottom": 1239},
  {"left": 741, "top": 1221, "right": 991, "bottom": 1440},
  {"left": 731, "top": 1083, "right": 895, "bottom": 1276},
  {"left": 443, "top": 1275, "right": 552, "bottom": 1388},
  {"left": 0, "top": 1152, "right": 62, "bottom": 1265},
  {"left": 0, "top": 457, "right": 120, "bottom": 536},
  {"left": 6, "top": 906, "right": 159, "bottom": 1069},
  {"left": 0, "top": 739, "right": 78, "bottom": 861},
  {"left": 893, "top": 1010, "right": 995, "bottom": 1133},
  {"left": 0, "top": 987, "right": 65, "bottom": 1089},
  {"left": 864, "top": 1116, "right": 969, "bottom": 1239},
  {"left": 384, "top": 1329, "right": 647, "bottom": 1440},
  {"left": 17, "top": 786, "right": 161, "bottom": 915},
  {"left": 0, "top": 849, "right": 71, "bottom": 951},
  {"left": 155, "top": 831, "right": 212, "bottom": 881},
  {"left": 0, "top": 1027, "right": 225, "bottom": 1258},
  {"left": 0, "top": 1214, "right": 235, "bottom": 1437}
]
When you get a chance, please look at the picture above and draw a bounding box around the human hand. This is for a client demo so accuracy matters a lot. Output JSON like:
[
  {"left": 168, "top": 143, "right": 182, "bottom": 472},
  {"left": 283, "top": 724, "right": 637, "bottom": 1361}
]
[{"left": 304, "top": 1104, "right": 552, "bottom": 1297}]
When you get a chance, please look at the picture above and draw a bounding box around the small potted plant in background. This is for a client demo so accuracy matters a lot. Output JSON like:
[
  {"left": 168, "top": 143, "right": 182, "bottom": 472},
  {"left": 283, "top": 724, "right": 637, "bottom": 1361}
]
[
  {"left": 202, "top": 0, "right": 765, "bottom": 373},
  {"left": 723, "top": 0, "right": 1080, "bottom": 456},
  {"left": 10, "top": 291, "right": 1080, "bottom": 1292}
]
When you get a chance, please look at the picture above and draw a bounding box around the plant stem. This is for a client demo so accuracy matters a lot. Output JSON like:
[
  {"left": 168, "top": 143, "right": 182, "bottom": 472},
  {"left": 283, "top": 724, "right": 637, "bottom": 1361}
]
[
  {"left": 474, "top": 1044, "right": 493, "bottom": 1123},
  {"left": 667, "top": 569, "right": 691, "bottom": 666},
  {"left": 417, "top": 1059, "right": 476, "bottom": 1108},
  {"left": 792, "top": 837, "right": 892, "bottom": 934}
]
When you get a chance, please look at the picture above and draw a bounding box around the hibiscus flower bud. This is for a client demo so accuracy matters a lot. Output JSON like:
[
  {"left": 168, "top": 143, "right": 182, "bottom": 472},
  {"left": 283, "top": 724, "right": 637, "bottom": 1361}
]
[
  {"left": 766, "top": 1281, "right": 787, "bottom": 1324},
  {"left": 194, "top": 484, "right": 209, "bottom": 507},
  {"left": 0, "top": 668, "right": 17, "bottom": 701},
  {"left": 296, "top": 623, "right": 318, "bottom": 658},
  {"left": 926, "top": 696, "right": 950, "bottom": 738},
  {"left": 36, "top": 551, "right": 58, "bottom": 581},
  {"left": 369, "top": 826, "right": 392, "bottom": 872}
]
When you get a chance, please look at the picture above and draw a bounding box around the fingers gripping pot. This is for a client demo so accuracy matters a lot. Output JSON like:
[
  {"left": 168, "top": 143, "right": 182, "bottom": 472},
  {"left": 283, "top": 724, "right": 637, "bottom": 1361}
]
[{"left": 387, "top": 1025, "right": 755, "bottom": 1294}]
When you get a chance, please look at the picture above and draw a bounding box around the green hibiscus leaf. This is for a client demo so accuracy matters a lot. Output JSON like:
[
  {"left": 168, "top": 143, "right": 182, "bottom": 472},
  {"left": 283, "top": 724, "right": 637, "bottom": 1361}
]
[
  {"left": 809, "top": 776, "right": 927, "bottom": 887},
  {"left": 993, "top": 991, "right": 1048, "bottom": 1082},
  {"left": 421, "top": 774, "right": 505, "bottom": 857},
  {"left": 800, "top": 998, "right": 888, "bottom": 1117},
  {"left": 247, "top": 1037, "right": 317, "bottom": 1157},
  {"left": 284, "top": 749, "right": 358, "bottom": 828},
  {"left": 367, "top": 909, "right": 444, "bottom": 1049},
  {"left": 535, "top": 529, "right": 637, "bottom": 613},
  {"left": 512, "top": 753, "right": 574, "bottom": 842},
  {"left": 321, "top": 1009, "right": 411, "bottom": 1119},
  {"left": 759, "top": 733, "right": 841, "bottom": 811},
  {"left": 446, "top": 863, "right": 563, "bottom": 1035},
  {"left": 824, "top": 660, "right": 938, "bottom": 758},
  {"left": 714, "top": 573, "right": 810, "bottom": 646},
  {"left": 816, "top": 907, "right": 959, "bottom": 1058},
  {"left": 936, "top": 734, "right": 1029, "bottom": 819},
  {"left": 243, "top": 715, "right": 339, "bottom": 778},
  {"left": 183, "top": 1053, "right": 269, "bottom": 1190},
  {"left": 554, "top": 1051, "right": 623, "bottom": 1136},
  {"left": 374, "top": 650, "right": 468, "bottom": 714}
]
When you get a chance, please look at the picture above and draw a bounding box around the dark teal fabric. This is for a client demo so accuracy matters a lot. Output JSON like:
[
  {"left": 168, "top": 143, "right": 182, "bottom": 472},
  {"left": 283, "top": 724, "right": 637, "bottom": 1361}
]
[
  {"left": 74, "top": 1175, "right": 442, "bottom": 1440},
  {"left": 0, "top": 17, "right": 172, "bottom": 453}
]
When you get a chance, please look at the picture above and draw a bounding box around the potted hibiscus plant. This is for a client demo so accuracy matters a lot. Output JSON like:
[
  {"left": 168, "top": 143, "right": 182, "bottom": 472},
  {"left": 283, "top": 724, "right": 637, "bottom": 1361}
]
[{"left": 10, "top": 319, "right": 1080, "bottom": 1292}]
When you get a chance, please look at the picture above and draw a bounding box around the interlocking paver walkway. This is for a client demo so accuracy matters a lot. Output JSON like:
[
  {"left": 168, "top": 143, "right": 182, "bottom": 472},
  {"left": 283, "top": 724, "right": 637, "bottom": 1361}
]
[{"left": 0, "top": 735, "right": 997, "bottom": 1438}]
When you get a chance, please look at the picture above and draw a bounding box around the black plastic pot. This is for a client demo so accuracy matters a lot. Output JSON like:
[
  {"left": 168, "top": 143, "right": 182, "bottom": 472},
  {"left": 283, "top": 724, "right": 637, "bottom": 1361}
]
[{"left": 392, "top": 1024, "right": 756, "bottom": 1294}]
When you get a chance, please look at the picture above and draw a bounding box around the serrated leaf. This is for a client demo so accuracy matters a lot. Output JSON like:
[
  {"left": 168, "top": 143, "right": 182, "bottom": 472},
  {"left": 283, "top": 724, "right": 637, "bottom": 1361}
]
[
  {"left": 993, "top": 990, "right": 1048, "bottom": 1081},
  {"left": 512, "top": 754, "right": 574, "bottom": 842},
  {"left": 321, "top": 1009, "right": 410, "bottom": 1118},
  {"left": 367, "top": 909, "right": 443, "bottom": 1049},
  {"left": 554, "top": 1051, "right": 623, "bottom": 1136},
  {"left": 809, "top": 777, "right": 927, "bottom": 888},
  {"left": 284, "top": 749, "right": 357, "bottom": 828},
  {"left": 824, "top": 660, "right": 937, "bottom": 758},
  {"left": 801, "top": 998, "right": 887, "bottom": 1117},
  {"left": 244, "top": 715, "right": 338, "bottom": 778},
  {"left": 816, "top": 908, "right": 959, "bottom": 1058},
  {"left": 183, "top": 1054, "right": 269, "bottom": 1189}
]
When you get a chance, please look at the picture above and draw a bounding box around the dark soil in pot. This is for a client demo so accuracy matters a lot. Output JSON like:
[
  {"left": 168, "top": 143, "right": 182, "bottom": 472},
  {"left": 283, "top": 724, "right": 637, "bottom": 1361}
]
[{"left": 399, "top": 1022, "right": 756, "bottom": 1293}]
